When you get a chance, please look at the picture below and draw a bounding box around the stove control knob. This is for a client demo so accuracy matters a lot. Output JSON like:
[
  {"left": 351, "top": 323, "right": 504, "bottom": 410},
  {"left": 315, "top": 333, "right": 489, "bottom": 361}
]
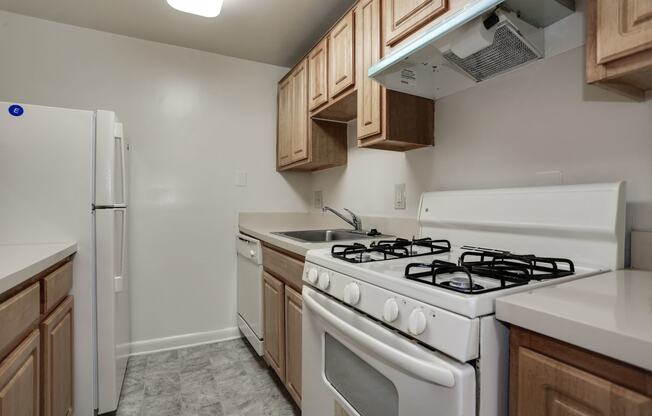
[
  {"left": 307, "top": 268, "right": 319, "bottom": 284},
  {"left": 318, "top": 272, "right": 331, "bottom": 290},
  {"left": 249, "top": 250, "right": 256, "bottom": 258},
  {"left": 408, "top": 308, "right": 427, "bottom": 336},
  {"left": 343, "top": 283, "right": 361, "bottom": 305},
  {"left": 383, "top": 299, "right": 399, "bottom": 322}
]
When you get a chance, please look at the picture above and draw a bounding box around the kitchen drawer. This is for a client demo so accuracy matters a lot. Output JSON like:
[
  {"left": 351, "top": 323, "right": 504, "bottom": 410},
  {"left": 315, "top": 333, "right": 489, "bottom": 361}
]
[
  {"left": 41, "top": 261, "right": 72, "bottom": 315},
  {"left": 0, "top": 283, "right": 40, "bottom": 361},
  {"left": 262, "top": 245, "right": 304, "bottom": 291}
]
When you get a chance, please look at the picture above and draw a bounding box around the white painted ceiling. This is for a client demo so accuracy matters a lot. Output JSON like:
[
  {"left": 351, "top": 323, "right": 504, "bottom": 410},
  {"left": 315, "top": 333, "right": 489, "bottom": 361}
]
[{"left": 0, "top": 0, "right": 355, "bottom": 67}]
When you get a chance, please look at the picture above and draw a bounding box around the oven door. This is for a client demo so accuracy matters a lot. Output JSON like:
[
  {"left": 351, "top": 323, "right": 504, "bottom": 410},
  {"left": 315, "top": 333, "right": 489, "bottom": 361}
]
[{"left": 302, "top": 286, "right": 476, "bottom": 416}]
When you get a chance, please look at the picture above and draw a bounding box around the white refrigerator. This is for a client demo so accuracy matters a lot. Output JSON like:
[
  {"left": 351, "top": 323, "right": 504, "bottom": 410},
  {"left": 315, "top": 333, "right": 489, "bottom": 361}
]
[{"left": 0, "top": 102, "right": 131, "bottom": 415}]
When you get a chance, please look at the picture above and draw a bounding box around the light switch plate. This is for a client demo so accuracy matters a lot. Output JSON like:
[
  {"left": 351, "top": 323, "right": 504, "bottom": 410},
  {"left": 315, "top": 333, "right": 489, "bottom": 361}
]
[
  {"left": 536, "top": 170, "right": 563, "bottom": 186},
  {"left": 394, "top": 183, "right": 406, "bottom": 209},
  {"left": 236, "top": 170, "right": 247, "bottom": 187},
  {"left": 314, "top": 191, "right": 323, "bottom": 209}
]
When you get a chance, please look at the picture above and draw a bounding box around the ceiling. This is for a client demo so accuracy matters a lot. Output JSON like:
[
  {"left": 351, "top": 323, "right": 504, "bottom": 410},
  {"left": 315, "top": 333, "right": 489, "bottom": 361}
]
[{"left": 0, "top": 0, "right": 355, "bottom": 67}]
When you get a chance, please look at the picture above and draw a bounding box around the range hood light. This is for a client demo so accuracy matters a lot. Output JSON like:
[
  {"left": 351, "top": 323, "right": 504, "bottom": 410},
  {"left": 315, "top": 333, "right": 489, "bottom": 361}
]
[{"left": 167, "top": 0, "right": 223, "bottom": 17}]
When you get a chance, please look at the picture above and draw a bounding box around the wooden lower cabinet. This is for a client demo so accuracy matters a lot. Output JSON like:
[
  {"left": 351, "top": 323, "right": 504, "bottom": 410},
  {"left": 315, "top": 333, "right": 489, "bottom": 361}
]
[
  {"left": 263, "top": 272, "right": 286, "bottom": 381},
  {"left": 284, "top": 286, "right": 302, "bottom": 407},
  {"left": 40, "top": 296, "right": 74, "bottom": 416},
  {"left": 0, "top": 330, "right": 40, "bottom": 416},
  {"left": 0, "top": 259, "right": 74, "bottom": 416},
  {"left": 262, "top": 244, "right": 304, "bottom": 409},
  {"left": 510, "top": 326, "right": 652, "bottom": 416}
]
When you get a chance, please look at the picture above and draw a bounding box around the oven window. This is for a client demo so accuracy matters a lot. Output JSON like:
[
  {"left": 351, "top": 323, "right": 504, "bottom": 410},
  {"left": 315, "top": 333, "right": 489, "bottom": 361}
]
[{"left": 324, "top": 333, "right": 399, "bottom": 416}]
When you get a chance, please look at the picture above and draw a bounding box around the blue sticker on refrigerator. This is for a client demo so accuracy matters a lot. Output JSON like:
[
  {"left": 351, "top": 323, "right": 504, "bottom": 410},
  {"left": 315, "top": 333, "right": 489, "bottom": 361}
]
[{"left": 8, "top": 104, "right": 24, "bottom": 117}]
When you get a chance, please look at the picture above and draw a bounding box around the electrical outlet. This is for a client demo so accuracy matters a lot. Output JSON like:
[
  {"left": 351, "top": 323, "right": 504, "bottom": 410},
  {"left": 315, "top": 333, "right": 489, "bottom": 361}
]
[
  {"left": 314, "top": 191, "right": 323, "bottom": 209},
  {"left": 394, "top": 183, "right": 406, "bottom": 209},
  {"left": 536, "top": 170, "right": 563, "bottom": 186},
  {"left": 235, "top": 170, "right": 247, "bottom": 187}
]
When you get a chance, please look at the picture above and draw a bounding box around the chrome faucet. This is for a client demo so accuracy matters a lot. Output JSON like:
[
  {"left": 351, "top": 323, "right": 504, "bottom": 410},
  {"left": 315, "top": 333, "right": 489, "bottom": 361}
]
[{"left": 323, "top": 206, "right": 363, "bottom": 232}]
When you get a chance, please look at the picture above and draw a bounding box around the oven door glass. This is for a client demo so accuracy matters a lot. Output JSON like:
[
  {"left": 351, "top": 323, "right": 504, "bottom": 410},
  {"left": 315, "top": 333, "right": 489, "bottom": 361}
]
[{"left": 325, "top": 333, "right": 398, "bottom": 416}]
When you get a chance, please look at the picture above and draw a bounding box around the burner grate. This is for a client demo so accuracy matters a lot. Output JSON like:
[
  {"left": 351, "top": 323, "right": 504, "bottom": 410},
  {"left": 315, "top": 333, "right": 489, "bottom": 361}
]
[
  {"left": 404, "top": 250, "right": 575, "bottom": 294},
  {"left": 331, "top": 238, "right": 451, "bottom": 263}
]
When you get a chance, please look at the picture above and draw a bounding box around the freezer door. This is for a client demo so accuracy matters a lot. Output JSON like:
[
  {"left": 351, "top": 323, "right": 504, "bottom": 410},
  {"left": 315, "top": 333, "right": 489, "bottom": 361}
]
[
  {"left": 95, "top": 111, "right": 129, "bottom": 206},
  {"left": 96, "top": 208, "right": 131, "bottom": 414}
]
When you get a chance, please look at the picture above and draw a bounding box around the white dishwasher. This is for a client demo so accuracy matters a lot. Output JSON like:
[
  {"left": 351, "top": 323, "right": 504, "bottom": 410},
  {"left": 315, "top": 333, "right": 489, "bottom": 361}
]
[{"left": 236, "top": 233, "right": 264, "bottom": 355}]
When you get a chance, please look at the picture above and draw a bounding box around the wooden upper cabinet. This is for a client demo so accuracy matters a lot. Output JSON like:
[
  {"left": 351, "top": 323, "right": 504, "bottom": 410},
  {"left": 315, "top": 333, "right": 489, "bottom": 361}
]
[
  {"left": 597, "top": 0, "right": 652, "bottom": 64},
  {"left": 329, "top": 11, "right": 356, "bottom": 98},
  {"left": 384, "top": 0, "right": 448, "bottom": 47},
  {"left": 277, "top": 78, "right": 292, "bottom": 167},
  {"left": 308, "top": 39, "right": 329, "bottom": 111},
  {"left": 586, "top": 0, "right": 652, "bottom": 100},
  {"left": 290, "top": 60, "right": 309, "bottom": 163},
  {"left": 515, "top": 347, "right": 651, "bottom": 416},
  {"left": 357, "top": 0, "right": 383, "bottom": 139}
]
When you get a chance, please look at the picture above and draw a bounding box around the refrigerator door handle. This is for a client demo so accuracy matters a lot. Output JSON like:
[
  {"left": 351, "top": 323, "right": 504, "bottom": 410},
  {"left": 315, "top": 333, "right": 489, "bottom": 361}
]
[
  {"left": 115, "top": 123, "right": 128, "bottom": 206},
  {"left": 114, "top": 210, "right": 127, "bottom": 293}
]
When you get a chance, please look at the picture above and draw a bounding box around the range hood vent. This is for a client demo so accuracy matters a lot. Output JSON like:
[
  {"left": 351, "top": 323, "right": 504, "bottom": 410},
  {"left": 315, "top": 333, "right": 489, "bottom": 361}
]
[
  {"left": 443, "top": 18, "right": 542, "bottom": 81},
  {"left": 369, "top": 0, "right": 574, "bottom": 100}
]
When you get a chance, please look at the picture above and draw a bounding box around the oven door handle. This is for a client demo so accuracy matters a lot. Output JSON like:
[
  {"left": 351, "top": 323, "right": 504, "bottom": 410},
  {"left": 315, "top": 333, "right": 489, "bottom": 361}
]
[{"left": 303, "top": 287, "right": 456, "bottom": 388}]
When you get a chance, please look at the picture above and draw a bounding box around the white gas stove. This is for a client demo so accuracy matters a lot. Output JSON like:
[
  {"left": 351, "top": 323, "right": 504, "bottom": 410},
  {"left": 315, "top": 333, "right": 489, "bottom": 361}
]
[{"left": 301, "top": 183, "right": 625, "bottom": 416}]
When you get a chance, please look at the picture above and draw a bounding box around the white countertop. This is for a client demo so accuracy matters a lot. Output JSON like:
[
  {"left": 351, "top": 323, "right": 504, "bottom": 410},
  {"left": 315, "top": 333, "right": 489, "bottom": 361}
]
[
  {"left": 496, "top": 270, "right": 652, "bottom": 372},
  {"left": 238, "top": 212, "right": 418, "bottom": 257},
  {"left": 0, "top": 242, "right": 78, "bottom": 294}
]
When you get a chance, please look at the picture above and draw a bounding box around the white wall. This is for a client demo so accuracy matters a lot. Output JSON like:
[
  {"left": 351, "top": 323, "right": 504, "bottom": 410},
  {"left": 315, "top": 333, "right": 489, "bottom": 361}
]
[
  {"left": 312, "top": 46, "right": 652, "bottom": 254},
  {"left": 0, "top": 7, "right": 310, "bottom": 362}
]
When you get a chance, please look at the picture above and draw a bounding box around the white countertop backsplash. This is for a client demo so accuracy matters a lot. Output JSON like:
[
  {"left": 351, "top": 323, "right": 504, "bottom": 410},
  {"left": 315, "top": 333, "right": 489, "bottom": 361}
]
[
  {"left": 496, "top": 269, "right": 652, "bottom": 372},
  {"left": 0, "top": 242, "right": 77, "bottom": 294}
]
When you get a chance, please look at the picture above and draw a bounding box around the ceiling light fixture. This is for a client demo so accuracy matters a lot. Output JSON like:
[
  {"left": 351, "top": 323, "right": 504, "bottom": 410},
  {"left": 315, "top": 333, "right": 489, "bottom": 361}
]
[{"left": 166, "top": 0, "right": 223, "bottom": 17}]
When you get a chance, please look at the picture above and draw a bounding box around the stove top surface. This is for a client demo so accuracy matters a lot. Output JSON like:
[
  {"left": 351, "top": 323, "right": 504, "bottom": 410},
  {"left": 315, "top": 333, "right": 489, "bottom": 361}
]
[{"left": 306, "top": 240, "right": 604, "bottom": 318}]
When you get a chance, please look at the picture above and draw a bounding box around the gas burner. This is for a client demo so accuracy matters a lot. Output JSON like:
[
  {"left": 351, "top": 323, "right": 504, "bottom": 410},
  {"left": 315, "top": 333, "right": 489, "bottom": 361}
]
[
  {"left": 331, "top": 238, "right": 451, "bottom": 263},
  {"left": 446, "top": 276, "right": 483, "bottom": 290},
  {"left": 404, "top": 261, "right": 496, "bottom": 294},
  {"left": 459, "top": 250, "right": 575, "bottom": 280},
  {"left": 404, "top": 249, "right": 576, "bottom": 294}
]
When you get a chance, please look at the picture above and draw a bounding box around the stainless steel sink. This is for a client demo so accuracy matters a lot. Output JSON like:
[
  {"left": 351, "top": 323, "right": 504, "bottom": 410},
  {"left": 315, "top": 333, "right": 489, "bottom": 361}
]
[{"left": 273, "top": 229, "right": 386, "bottom": 243}]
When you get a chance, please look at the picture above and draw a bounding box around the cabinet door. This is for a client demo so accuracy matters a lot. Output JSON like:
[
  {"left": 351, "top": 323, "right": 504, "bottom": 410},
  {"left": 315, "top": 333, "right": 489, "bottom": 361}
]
[
  {"left": 41, "top": 296, "right": 73, "bottom": 416},
  {"left": 263, "top": 272, "right": 285, "bottom": 381},
  {"left": 277, "top": 78, "right": 292, "bottom": 167},
  {"left": 291, "top": 60, "right": 309, "bottom": 163},
  {"left": 329, "top": 11, "right": 356, "bottom": 98},
  {"left": 516, "top": 347, "right": 652, "bottom": 416},
  {"left": 284, "top": 286, "right": 302, "bottom": 408},
  {"left": 597, "top": 0, "right": 652, "bottom": 64},
  {"left": 384, "top": 0, "right": 448, "bottom": 47},
  {"left": 357, "top": 0, "right": 383, "bottom": 139},
  {"left": 309, "top": 39, "right": 329, "bottom": 111},
  {"left": 0, "top": 330, "right": 40, "bottom": 416}
]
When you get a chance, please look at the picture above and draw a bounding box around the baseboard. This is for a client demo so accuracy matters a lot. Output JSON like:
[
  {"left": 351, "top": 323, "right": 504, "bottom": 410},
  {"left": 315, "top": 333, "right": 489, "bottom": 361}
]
[{"left": 128, "top": 327, "right": 241, "bottom": 356}]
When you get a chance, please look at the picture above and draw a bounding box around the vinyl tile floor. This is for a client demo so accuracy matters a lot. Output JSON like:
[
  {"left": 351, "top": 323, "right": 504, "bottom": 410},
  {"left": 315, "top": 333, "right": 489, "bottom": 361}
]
[{"left": 116, "top": 338, "right": 300, "bottom": 416}]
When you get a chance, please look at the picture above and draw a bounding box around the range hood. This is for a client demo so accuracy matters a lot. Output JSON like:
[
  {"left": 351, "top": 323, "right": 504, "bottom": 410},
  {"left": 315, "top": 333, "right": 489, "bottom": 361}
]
[{"left": 369, "top": 0, "right": 575, "bottom": 100}]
